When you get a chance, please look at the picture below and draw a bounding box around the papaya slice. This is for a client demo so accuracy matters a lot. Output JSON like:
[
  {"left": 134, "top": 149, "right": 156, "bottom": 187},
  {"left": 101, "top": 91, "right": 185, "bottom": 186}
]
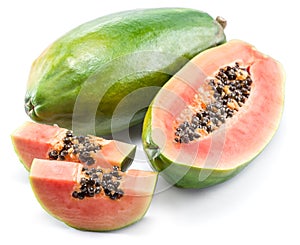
[
  {"left": 30, "top": 159, "right": 158, "bottom": 231},
  {"left": 11, "top": 121, "right": 136, "bottom": 171},
  {"left": 142, "top": 40, "right": 285, "bottom": 188}
]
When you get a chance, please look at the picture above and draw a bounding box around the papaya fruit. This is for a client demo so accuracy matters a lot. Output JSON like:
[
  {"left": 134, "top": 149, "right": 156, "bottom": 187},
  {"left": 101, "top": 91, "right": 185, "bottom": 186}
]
[
  {"left": 142, "top": 40, "right": 285, "bottom": 188},
  {"left": 11, "top": 121, "right": 136, "bottom": 171},
  {"left": 30, "top": 159, "right": 158, "bottom": 231},
  {"left": 25, "top": 8, "right": 226, "bottom": 135}
]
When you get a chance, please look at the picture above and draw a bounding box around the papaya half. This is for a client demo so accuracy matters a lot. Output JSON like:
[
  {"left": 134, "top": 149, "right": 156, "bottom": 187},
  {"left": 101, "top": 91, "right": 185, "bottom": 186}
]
[
  {"left": 142, "top": 40, "right": 285, "bottom": 188},
  {"left": 25, "top": 8, "right": 226, "bottom": 135}
]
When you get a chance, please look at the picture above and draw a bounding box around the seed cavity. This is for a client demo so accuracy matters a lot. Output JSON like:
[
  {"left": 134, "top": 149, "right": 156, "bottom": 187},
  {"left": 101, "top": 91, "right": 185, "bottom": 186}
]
[
  {"left": 48, "top": 130, "right": 102, "bottom": 166},
  {"left": 72, "top": 166, "right": 124, "bottom": 200},
  {"left": 174, "top": 62, "right": 252, "bottom": 144}
]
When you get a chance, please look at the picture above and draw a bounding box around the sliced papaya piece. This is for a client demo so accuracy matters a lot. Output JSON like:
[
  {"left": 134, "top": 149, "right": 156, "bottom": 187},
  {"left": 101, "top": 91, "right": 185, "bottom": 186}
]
[
  {"left": 11, "top": 121, "right": 136, "bottom": 171},
  {"left": 30, "top": 159, "right": 158, "bottom": 231},
  {"left": 142, "top": 40, "right": 285, "bottom": 188}
]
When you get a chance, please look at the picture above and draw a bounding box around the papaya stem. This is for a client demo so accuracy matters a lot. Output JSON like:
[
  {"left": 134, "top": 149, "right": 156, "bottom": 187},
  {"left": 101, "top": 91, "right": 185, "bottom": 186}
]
[{"left": 216, "top": 16, "right": 227, "bottom": 29}]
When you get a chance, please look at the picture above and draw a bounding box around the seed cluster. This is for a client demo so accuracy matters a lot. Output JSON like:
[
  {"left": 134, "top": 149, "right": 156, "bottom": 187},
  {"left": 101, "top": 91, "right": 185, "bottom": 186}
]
[
  {"left": 48, "top": 130, "right": 101, "bottom": 166},
  {"left": 72, "top": 166, "right": 124, "bottom": 200},
  {"left": 175, "top": 62, "right": 252, "bottom": 144}
]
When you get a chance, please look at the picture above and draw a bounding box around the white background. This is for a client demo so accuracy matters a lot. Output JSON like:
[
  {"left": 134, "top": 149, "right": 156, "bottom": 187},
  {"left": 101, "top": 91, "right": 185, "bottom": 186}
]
[{"left": 0, "top": 0, "right": 299, "bottom": 244}]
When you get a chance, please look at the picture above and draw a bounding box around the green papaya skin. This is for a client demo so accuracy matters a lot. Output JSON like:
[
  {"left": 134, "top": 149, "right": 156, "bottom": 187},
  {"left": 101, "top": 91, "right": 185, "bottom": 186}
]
[{"left": 25, "top": 8, "right": 226, "bottom": 135}]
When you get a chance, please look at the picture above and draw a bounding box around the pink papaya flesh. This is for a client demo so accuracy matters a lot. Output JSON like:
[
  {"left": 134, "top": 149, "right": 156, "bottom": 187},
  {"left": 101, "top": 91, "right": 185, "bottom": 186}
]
[
  {"left": 11, "top": 121, "right": 136, "bottom": 171},
  {"left": 30, "top": 159, "right": 158, "bottom": 231},
  {"left": 142, "top": 40, "right": 285, "bottom": 188}
]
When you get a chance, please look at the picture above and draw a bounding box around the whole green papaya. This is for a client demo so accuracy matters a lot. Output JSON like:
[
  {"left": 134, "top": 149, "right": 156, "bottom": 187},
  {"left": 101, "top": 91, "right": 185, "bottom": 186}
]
[{"left": 25, "top": 8, "right": 226, "bottom": 135}]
